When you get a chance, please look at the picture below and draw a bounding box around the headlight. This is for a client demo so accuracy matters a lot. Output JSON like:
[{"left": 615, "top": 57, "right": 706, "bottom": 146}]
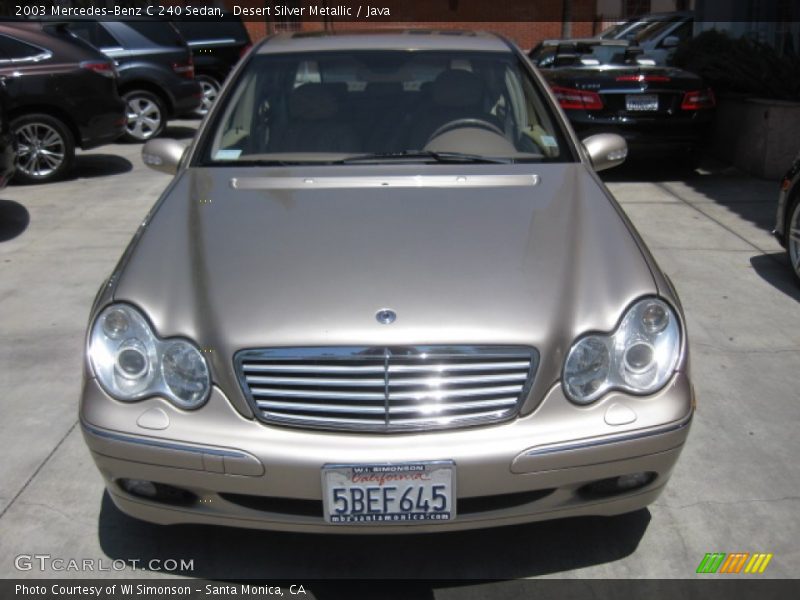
[
  {"left": 563, "top": 298, "right": 681, "bottom": 404},
  {"left": 88, "top": 304, "right": 210, "bottom": 409}
]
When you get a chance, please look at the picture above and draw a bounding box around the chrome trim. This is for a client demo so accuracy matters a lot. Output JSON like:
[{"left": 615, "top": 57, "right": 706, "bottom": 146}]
[
  {"left": 234, "top": 346, "right": 539, "bottom": 433},
  {"left": 231, "top": 174, "right": 541, "bottom": 190},
  {"left": 81, "top": 422, "right": 247, "bottom": 458},
  {"left": 256, "top": 397, "right": 518, "bottom": 415},
  {"left": 0, "top": 49, "right": 51, "bottom": 65},
  {"left": 245, "top": 372, "right": 528, "bottom": 387},
  {"left": 520, "top": 410, "right": 693, "bottom": 457},
  {"left": 187, "top": 38, "right": 238, "bottom": 47}
]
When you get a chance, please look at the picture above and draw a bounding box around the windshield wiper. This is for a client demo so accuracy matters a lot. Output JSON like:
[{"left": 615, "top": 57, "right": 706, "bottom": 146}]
[
  {"left": 339, "top": 151, "right": 513, "bottom": 165},
  {"left": 215, "top": 159, "right": 311, "bottom": 167}
]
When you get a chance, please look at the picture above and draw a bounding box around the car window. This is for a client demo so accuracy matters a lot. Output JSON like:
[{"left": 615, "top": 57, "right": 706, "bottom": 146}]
[
  {"left": 662, "top": 21, "right": 693, "bottom": 45},
  {"left": 634, "top": 17, "right": 683, "bottom": 43},
  {"left": 67, "top": 22, "right": 121, "bottom": 49},
  {"left": 203, "top": 50, "right": 572, "bottom": 164},
  {"left": 0, "top": 34, "right": 49, "bottom": 62}
]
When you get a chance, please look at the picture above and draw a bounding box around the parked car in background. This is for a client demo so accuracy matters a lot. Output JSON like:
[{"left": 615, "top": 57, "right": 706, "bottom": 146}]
[
  {"left": 0, "top": 22, "right": 125, "bottom": 184},
  {"left": 80, "top": 31, "right": 693, "bottom": 534},
  {"left": 63, "top": 20, "right": 202, "bottom": 142},
  {"left": 172, "top": 13, "right": 251, "bottom": 116},
  {"left": 631, "top": 12, "right": 694, "bottom": 66},
  {"left": 531, "top": 39, "right": 715, "bottom": 164},
  {"left": 774, "top": 151, "right": 800, "bottom": 284},
  {"left": 599, "top": 11, "right": 693, "bottom": 41},
  {"left": 0, "top": 79, "right": 16, "bottom": 188}
]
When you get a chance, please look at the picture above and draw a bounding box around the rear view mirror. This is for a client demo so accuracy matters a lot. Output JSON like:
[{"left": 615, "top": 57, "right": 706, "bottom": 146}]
[
  {"left": 141, "top": 139, "right": 190, "bottom": 176},
  {"left": 582, "top": 134, "right": 628, "bottom": 171}
]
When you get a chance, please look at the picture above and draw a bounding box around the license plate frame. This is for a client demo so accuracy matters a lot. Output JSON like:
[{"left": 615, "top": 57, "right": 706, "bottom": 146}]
[
  {"left": 626, "top": 94, "right": 659, "bottom": 111},
  {"left": 321, "top": 461, "right": 456, "bottom": 525}
]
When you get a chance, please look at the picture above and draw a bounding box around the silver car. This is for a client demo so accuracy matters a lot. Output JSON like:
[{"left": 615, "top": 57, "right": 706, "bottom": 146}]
[{"left": 80, "top": 31, "right": 694, "bottom": 533}]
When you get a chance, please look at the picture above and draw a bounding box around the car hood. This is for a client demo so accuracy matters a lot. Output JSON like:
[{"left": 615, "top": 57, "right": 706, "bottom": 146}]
[{"left": 113, "top": 163, "right": 657, "bottom": 414}]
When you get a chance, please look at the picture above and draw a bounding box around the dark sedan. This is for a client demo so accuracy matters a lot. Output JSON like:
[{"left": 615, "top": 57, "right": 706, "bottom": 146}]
[
  {"left": 0, "top": 22, "right": 126, "bottom": 183},
  {"left": 774, "top": 151, "right": 800, "bottom": 284},
  {"left": 530, "top": 40, "right": 715, "bottom": 164}
]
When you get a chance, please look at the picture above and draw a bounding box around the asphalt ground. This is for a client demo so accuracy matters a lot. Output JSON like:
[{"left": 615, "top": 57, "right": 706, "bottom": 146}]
[{"left": 0, "top": 122, "right": 798, "bottom": 588}]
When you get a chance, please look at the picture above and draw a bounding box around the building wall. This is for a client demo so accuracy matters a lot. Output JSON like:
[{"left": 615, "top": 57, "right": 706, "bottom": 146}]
[
  {"left": 238, "top": 0, "right": 600, "bottom": 51},
  {"left": 243, "top": 20, "right": 599, "bottom": 51}
]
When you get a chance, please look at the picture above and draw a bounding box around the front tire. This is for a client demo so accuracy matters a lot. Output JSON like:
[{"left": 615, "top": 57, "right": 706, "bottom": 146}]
[
  {"left": 193, "top": 75, "right": 220, "bottom": 117},
  {"left": 786, "top": 195, "right": 800, "bottom": 285},
  {"left": 11, "top": 113, "right": 75, "bottom": 184},
  {"left": 122, "top": 90, "right": 166, "bottom": 142}
]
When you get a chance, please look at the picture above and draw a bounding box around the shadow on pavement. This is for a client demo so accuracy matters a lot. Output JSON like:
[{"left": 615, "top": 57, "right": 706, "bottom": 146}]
[
  {"left": 98, "top": 492, "right": 650, "bottom": 581},
  {"left": 0, "top": 199, "right": 30, "bottom": 242},
  {"left": 602, "top": 155, "right": 780, "bottom": 236},
  {"left": 750, "top": 253, "right": 800, "bottom": 302},
  {"left": 599, "top": 156, "right": 700, "bottom": 183},
  {"left": 69, "top": 154, "right": 133, "bottom": 179}
]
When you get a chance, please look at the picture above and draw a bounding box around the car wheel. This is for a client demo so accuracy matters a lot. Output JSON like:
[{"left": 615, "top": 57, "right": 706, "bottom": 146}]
[
  {"left": 122, "top": 90, "right": 166, "bottom": 142},
  {"left": 11, "top": 113, "right": 75, "bottom": 184},
  {"left": 786, "top": 195, "right": 800, "bottom": 284},
  {"left": 193, "top": 75, "right": 220, "bottom": 117}
]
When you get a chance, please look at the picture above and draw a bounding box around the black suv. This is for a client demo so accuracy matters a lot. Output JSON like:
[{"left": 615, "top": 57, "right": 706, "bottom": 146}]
[
  {"left": 65, "top": 20, "right": 202, "bottom": 142},
  {"left": 172, "top": 14, "right": 251, "bottom": 116},
  {"left": 0, "top": 22, "right": 125, "bottom": 184}
]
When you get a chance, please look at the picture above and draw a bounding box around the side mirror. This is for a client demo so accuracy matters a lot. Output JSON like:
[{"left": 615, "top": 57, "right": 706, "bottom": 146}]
[
  {"left": 582, "top": 133, "right": 628, "bottom": 172},
  {"left": 141, "top": 139, "right": 189, "bottom": 175},
  {"left": 661, "top": 35, "right": 680, "bottom": 48}
]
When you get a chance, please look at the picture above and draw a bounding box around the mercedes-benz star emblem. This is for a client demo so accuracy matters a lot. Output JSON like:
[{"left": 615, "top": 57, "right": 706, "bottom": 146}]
[{"left": 376, "top": 309, "right": 396, "bottom": 325}]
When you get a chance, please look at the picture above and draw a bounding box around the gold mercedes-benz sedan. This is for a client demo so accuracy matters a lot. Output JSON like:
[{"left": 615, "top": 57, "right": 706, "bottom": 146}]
[{"left": 80, "top": 31, "right": 693, "bottom": 533}]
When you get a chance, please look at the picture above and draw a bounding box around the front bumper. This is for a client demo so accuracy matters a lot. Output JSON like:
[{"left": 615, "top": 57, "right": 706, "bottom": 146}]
[{"left": 81, "top": 372, "right": 693, "bottom": 534}]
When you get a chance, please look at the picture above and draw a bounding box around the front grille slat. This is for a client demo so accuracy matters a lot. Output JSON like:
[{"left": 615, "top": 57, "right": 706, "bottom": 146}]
[
  {"left": 257, "top": 401, "right": 388, "bottom": 414},
  {"left": 388, "top": 360, "right": 531, "bottom": 373},
  {"left": 243, "top": 363, "right": 386, "bottom": 373},
  {"left": 246, "top": 375, "right": 387, "bottom": 387},
  {"left": 236, "top": 346, "right": 538, "bottom": 433},
  {"left": 249, "top": 387, "right": 386, "bottom": 401},
  {"left": 389, "top": 384, "right": 524, "bottom": 401}
]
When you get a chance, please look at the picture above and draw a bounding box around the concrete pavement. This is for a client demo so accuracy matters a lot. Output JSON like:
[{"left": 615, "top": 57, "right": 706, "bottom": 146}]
[{"left": 0, "top": 129, "right": 797, "bottom": 584}]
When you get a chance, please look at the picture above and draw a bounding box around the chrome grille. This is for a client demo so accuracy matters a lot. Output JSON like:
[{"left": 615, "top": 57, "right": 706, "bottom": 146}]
[{"left": 235, "top": 346, "right": 538, "bottom": 432}]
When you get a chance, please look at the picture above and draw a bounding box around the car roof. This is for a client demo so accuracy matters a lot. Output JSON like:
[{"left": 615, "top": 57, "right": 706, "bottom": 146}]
[{"left": 257, "top": 30, "right": 511, "bottom": 54}]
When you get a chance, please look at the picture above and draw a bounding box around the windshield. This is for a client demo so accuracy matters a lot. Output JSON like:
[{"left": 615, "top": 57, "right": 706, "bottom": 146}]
[{"left": 200, "top": 50, "right": 572, "bottom": 165}]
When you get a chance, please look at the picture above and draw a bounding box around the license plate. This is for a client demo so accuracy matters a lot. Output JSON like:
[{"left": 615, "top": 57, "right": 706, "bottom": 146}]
[
  {"left": 322, "top": 462, "right": 455, "bottom": 524},
  {"left": 626, "top": 94, "right": 659, "bottom": 111}
]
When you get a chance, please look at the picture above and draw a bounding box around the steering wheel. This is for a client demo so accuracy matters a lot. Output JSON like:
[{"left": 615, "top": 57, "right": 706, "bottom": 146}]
[{"left": 425, "top": 118, "right": 506, "bottom": 146}]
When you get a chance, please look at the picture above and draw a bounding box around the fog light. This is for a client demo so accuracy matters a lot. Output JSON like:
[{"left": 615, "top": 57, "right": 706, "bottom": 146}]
[
  {"left": 120, "top": 478, "right": 157, "bottom": 498},
  {"left": 616, "top": 472, "right": 653, "bottom": 490},
  {"left": 578, "top": 472, "right": 657, "bottom": 499},
  {"left": 118, "top": 479, "right": 197, "bottom": 506}
]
